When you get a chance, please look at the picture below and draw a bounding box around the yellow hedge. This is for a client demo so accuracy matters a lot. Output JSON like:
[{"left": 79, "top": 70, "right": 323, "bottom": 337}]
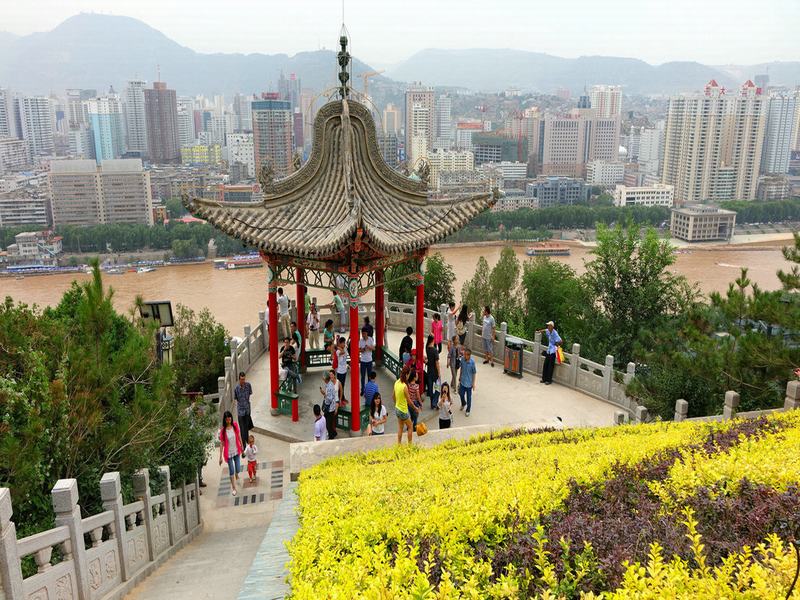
[{"left": 288, "top": 414, "right": 800, "bottom": 599}]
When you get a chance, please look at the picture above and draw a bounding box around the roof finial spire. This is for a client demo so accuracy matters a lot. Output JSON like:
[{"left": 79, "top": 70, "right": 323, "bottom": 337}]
[{"left": 337, "top": 25, "right": 351, "bottom": 99}]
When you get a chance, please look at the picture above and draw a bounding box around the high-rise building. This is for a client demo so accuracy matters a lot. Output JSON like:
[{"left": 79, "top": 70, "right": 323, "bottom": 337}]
[
  {"left": 590, "top": 85, "right": 622, "bottom": 119},
  {"left": 17, "top": 96, "right": 55, "bottom": 157},
  {"left": 299, "top": 90, "right": 317, "bottom": 150},
  {"left": 526, "top": 177, "right": 588, "bottom": 208},
  {"left": 409, "top": 102, "right": 432, "bottom": 164},
  {"left": 455, "top": 120, "right": 484, "bottom": 152},
  {"left": 662, "top": 80, "right": 767, "bottom": 204},
  {"left": 87, "top": 93, "right": 125, "bottom": 163},
  {"left": 233, "top": 93, "right": 253, "bottom": 132},
  {"left": 68, "top": 127, "right": 94, "bottom": 160},
  {"left": 176, "top": 97, "right": 195, "bottom": 148},
  {"left": 206, "top": 112, "right": 228, "bottom": 147},
  {"left": 144, "top": 81, "right": 180, "bottom": 163},
  {"left": 473, "top": 132, "right": 528, "bottom": 166},
  {"left": 0, "top": 88, "right": 14, "bottom": 138},
  {"left": 278, "top": 72, "right": 301, "bottom": 108},
  {"left": 382, "top": 103, "right": 400, "bottom": 135},
  {"left": 65, "top": 89, "right": 96, "bottom": 129},
  {"left": 434, "top": 94, "right": 453, "bottom": 147},
  {"left": 293, "top": 107, "right": 304, "bottom": 153},
  {"left": 251, "top": 98, "right": 293, "bottom": 178},
  {"left": 586, "top": 160, "right": 625, "bottom": 185},
  {"left": 100, "top": 159, "right": 154, "bottom": 225},
  {"left": 0, "top": 137, "right": 31, "bottom": 173},
  {"left": 124, "top": 80, "right": 148, "bottom": 156},
  {"left": 49, "top": 158, "right": 153, "bottom": 226},
  {"left": 794, "top": 89, "right": 800, "bottom": 152},
  {"left": 541, "top": 109, "right": 617, "bottom": 177},
  {"left": 761, "top": 92, "right": 798, "bottom": 175},
  {"left": 377, "top": 133, "right": 399, "bottom": 168},
  {"left": 638, "top": 124, "right": 665, "bottom": 175},
  {"left": 427, "top": 149, "right": 474, "bottom": 189},
  {"left": 49, "top": 159, "right": 103, "bottom": 226},
  {"left": 226, "top": 133, "right": 255, "bottom": 178},
  {"left": 404, "top": 84, "right": 434, "bottom": 165}
]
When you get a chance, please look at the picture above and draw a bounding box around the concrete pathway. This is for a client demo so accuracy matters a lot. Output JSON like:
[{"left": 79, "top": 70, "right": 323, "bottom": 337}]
[
  {"left": 125, "top": 433, "right": 292, "bottom": 600},
  {"left": 250, "top": 330, "right": 621, "bottom": 443}
]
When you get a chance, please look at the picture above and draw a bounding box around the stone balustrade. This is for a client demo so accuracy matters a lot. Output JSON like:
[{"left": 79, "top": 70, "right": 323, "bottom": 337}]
[
  {"left": 673, "top": 381, "right": 800, "bottom": 423},
  {"left": 0, "top": 467, "right": 201, "bottom": 600}
]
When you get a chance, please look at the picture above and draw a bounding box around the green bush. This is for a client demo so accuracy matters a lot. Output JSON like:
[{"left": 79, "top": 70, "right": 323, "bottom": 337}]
[{"left": 0, "top": 264, "right": 214, "bottom": 537}]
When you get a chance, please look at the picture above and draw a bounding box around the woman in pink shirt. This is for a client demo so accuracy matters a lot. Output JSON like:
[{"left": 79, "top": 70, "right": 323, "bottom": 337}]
[
  {"left": 218, "top": 411, "right": 243, "bottom": 496},
  {"left": 431, "top": 313, "right": 443, "bottom": 352}
]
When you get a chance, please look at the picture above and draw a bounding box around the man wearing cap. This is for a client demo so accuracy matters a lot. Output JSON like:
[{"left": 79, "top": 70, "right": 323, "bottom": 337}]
[{"left": 537, "top": 321, "right": 562, "bottom": 385}]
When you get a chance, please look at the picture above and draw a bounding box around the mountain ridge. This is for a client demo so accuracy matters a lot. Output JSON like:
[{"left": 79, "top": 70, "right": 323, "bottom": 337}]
[{"left": 1, "top": 14, "right": 798, "bottom": 96}]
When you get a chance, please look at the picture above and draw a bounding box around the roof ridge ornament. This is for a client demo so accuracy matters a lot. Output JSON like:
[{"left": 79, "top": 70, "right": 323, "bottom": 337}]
[{"left": 337, "top": 27, "right": 351, "bottom": 100}]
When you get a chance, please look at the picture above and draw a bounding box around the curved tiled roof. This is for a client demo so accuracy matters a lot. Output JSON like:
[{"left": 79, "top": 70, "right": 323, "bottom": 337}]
[{"left": 185, "top": 99, "right": 495, "bottom": 260}]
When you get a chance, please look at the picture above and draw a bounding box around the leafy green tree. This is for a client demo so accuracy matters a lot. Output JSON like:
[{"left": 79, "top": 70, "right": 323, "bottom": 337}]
[
  {"left": 165, "top": 197, "right": 186, "bottom": 219},
  {"left": 386, "top": 253, "right": 456, "bottom": 306},
  {"left": 488, "top": 246, "right": 521, "bottom": 326},
  {"left": 520, "top": 257, "right": 594, "bottom": 347},
  {"left": 0, "top": 264, "right": 213, "bottom": 539},
  {"left": 422, "top": 252, "right": 456, "bottom": 309},
  {"left": 461, "top": 256, "right": 492, "bottom": 315},
  {"left": 171, "top": 304, "right": 230, "bottom": 393},
  {"left": 778, "top": 232, "right": 800, "bottom": 291},
  {"left": 171, "top": 238, "right": 202, "bottom": 259},
  {"left": 583, "top": 222, "right": 694, "bottom": 363}
]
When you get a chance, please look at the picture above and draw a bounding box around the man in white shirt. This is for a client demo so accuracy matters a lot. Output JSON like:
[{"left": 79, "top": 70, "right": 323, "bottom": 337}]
[
  {"left": 313, "top": 404, "right": 328, "bottom": 441},
  {"left": 277, "top": 287, "right": 290, "bottom": 339}
]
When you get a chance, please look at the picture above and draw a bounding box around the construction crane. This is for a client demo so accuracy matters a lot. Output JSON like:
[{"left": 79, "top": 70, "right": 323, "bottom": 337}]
[{"left": 359, "top": 70, "right": 384, "bottom": 98}]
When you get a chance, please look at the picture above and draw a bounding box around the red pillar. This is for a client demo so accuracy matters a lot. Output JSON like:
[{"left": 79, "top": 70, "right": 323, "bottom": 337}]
[
  {"left": 415, "top": 279, "right": 425, "bottom": 385},
  {"left": 267, "top": 267, "right": 280, "bottom": 415},
  {"left": 375, "top": 270, "right": 385, "bottom": 363},
  {"left": 349, "top": 296, "right": 361, "bottom": 432},
  {"left": 296, "top": 267, "right": 306, "bottom": 371}
]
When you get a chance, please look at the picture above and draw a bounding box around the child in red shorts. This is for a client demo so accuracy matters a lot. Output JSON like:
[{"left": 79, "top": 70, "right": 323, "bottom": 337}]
[{"left": 244, "top": 434, "right": 258, "bottom": 482}]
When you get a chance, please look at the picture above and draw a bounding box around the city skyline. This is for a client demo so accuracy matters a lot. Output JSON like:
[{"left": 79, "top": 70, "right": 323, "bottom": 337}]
[{"left": 2, "top": 0, "right": 799, "bottom": 67}]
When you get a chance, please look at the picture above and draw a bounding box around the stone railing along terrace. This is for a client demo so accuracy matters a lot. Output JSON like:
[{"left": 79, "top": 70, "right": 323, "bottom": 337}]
[{"left": 0, "top": 468, "right": 201, "bottom": 600}]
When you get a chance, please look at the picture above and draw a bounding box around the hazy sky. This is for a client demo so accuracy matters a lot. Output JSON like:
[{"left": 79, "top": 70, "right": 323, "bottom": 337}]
[{"left": 2, "top": 0, "right": 798, "bottom": 66}]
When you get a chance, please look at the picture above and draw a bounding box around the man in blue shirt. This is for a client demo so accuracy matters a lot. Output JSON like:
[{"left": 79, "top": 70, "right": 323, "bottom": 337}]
[
  {"left": 458, "top": 348, "right": 477, "bottom": 416},
  {"left": 234, "top": 371, "right": 253, "bottom": 455},
  {"left": 363, "top": 371, "right": 379, "bottom": 409},
  {"left": 538, "top": 321, "right": 562, "bottom": 385}
]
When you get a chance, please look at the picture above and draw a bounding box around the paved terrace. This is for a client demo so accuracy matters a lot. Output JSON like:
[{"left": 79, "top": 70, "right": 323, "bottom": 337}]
[{"left": 249, "top": 329, "right": 621, "bottom": 443}]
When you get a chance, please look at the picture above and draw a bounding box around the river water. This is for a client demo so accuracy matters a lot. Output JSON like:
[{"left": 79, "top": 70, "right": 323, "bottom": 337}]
[{"left": 0, "top": 241, "right": 792, "bottom": 335}]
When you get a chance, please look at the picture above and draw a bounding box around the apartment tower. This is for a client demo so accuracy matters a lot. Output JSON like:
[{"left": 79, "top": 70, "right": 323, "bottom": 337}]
[
  {"left": 144, "top": 81, "right": 180, "bottom": 163},
  {"left": 661, "top": 80, "right": 767, "bottom": 204}
]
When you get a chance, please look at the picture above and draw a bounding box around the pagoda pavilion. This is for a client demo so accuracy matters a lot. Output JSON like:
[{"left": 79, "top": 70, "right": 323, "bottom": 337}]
[{"left": 185, "top": 32, "right": 496, "bottom": 432}]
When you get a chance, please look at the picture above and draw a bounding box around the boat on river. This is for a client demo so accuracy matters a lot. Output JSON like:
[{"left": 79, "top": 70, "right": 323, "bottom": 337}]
[
  {"left": 225, "top": 254, "right": 262, "bottom": 269},
  {"left": 526, "top": 242, "right": 571, "bottom": 257},
  {"left": 137, "top": 266, "right": 157, "bottom": 274}
]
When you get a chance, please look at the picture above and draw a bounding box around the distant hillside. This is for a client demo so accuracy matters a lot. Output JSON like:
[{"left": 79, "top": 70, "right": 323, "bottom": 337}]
[
  {"left": 386, "top": 49, "right": 800, "bottom": 95},
  {"left": 1, "top": 15, "right": 798, "bottom": 97},
  {"left": 385, "top": 48, "right": 742, "bottom": 94},
  {"left": 0, "top": 14, "right": 380, "bottom": 96}
]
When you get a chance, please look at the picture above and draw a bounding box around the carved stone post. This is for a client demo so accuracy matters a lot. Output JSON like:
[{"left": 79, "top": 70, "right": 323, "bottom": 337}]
[
  {"left": 674, "top": 399, "right": 689, "bottom": 422},
  {"left": 223, "top": 356, "right": 233, "bottom": 413},
  {"left": 613, "top": 411, "right": 626, "bottom": 425},
  {"left": 723, "top": 390, "right": 740, "bottom": 420},
  {"left": 100, "top": 472, "right": 130, "bottom": 582},
  {"left": 243, "top": 325, "right": 252, "bottom": 370},
  {"left": 532, "top": 331, "right": 542, "bottom": 375},
  {"left": 498, "top": 322, "right": 507, "bottom": 363},
  {"left": 602, "top": 355, "right": 614, "bottom": 400},
  {"left": 624, "top": 362, "right": 636, "bottom": 384},
  {"left": 0, "top": 488, "right": 24, "bottom": 600},
  {"left": 635, "top": 406, "right": 649, "bottom": 424},
  {"left": 51, "top": 479, "right": 89, "bottom": 600},
  {"left": 132, "top": 470, "right": 155, "bottom": 562},
  {"left": 570, "top": 343, "right": 581, "bottom": 388},
  {"left": 785, "top": 381, "right": 800, "bottom": 410},
  {"left": 158, "top": 467, "right": 175, "bottom": 546},
  {"left": 258, "top": 311, "right": 266, "bottom": 353}
]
